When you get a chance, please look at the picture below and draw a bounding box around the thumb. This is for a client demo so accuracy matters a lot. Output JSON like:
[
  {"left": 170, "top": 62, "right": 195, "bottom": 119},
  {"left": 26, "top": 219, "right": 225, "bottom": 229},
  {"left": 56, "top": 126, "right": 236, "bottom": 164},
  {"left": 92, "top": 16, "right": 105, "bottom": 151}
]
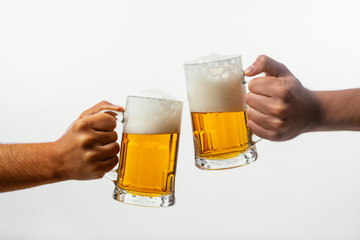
[
  {"left": 244, "top": 55, "right": 290, "bottom": 77},
  {"left": 79, "top": 101, "right": 123, "bottom": 118}
]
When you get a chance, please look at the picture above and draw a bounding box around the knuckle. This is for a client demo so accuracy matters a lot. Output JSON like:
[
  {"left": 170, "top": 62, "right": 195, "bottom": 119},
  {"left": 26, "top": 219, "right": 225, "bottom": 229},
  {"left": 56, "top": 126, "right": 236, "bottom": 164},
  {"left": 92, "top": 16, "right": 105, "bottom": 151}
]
[
  {"left": 108, "top": 118, "right": 117, "bottom": 130},
  {"left": 112, "top": 131, "right": 119, "bottom": 142},
  {"left": 271, "top": 119, "right": 285, "bottom": 130},
  {"left": 271, "top": 101, "right": 288, "bottom": 118},
  {"left": 102, "top": 114, "right": 117, "bottom": 129},
  {"left": 111, "top": 142, "right": 120, "bottom": 155},
  {"left": 73, "top": 119, "right": 89, "bottom": 131},
  {"left": 278, "top": 85, "right": 291, "bottom": 100},
  {"left": 84, "top": 151, "right": 97, "bottom": 161},
  {"left": 258, "top": 54, "right": 268, "bottom": 64},
  {"left": 78, "top": 134, "right": 95, "bottom": 148},
  {"left": 277, "top": 77, "right": 286, "bottom": 85},
  {"left": 279, "top": 79, "right": 295, "bottom": 97}
]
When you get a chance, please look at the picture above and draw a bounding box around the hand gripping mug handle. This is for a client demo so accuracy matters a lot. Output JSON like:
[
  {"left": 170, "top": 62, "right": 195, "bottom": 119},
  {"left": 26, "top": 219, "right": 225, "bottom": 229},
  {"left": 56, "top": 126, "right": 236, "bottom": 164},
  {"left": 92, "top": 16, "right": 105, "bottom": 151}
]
[
  {"left": 99, "top": 109, "right": 125, "bottom": 184},
  {"left": 242, "top": 71, "right": 262, "bottom": 146}
]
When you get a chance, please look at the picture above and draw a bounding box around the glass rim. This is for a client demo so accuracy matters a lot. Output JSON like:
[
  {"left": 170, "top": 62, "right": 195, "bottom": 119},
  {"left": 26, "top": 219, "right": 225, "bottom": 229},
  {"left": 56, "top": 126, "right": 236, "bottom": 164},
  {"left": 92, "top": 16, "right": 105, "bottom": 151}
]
[
  {"left": 127, "top": 95, "right": 183, "bottom": 104},
  {"left": 184, "top": 54, "right": 242, "bottom": 66}
]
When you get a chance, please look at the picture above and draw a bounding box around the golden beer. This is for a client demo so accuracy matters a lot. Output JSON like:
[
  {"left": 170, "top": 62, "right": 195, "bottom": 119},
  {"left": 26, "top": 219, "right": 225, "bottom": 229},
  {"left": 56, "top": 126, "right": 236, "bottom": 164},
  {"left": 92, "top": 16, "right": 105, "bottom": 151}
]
[
  {"left": 117, "top": 132, "right": 180, "bottom": 197},
  {"left": 191, "top": 111, "right": 250, "bottom": 160},
  {"left": 184, "top": 54, "right": 258, "bottom": 170},
  {"left": 111, "top": 95, "right": 183, "bottom": 207}
]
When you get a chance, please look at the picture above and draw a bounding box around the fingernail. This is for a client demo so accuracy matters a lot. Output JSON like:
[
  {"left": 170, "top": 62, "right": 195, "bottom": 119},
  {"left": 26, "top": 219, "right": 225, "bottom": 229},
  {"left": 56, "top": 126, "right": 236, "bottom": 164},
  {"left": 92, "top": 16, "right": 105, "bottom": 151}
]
[{"left": 244, "top": 65, "right": 255, "bottom": 75}]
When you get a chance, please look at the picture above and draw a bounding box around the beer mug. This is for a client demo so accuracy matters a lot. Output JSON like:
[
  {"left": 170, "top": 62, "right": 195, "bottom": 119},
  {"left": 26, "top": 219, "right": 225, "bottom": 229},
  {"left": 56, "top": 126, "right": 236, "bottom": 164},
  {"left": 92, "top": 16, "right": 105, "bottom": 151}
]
[
  {"left": 104, "top": 96, "right": 183, "bottom": 207},
  {"left": 184, "top": 54, "right": 258, "bottom": 170}
]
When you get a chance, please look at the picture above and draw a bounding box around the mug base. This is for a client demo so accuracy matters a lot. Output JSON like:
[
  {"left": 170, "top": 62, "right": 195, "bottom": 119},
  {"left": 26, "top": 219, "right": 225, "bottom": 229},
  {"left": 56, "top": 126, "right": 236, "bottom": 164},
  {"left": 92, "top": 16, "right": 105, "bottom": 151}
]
[
  {"left": 195, "top": 146, "right": 258, "bottom": 170},
  {"left": 113, "top": 188, "right": 175, "bottom": 207}
]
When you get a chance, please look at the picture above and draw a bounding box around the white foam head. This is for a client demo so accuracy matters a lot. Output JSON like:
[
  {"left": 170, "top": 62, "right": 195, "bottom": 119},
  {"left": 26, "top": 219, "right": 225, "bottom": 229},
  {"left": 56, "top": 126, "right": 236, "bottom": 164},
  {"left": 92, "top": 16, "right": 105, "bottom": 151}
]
[
  {"left": 123, "top": 94, "right": 183, "bottom": 135},
  {"left": 139, "top": 88, "right": 177, "bottom": 101},
  {"left": 184, "top": 54, "right": 246, "bottom": 113}
]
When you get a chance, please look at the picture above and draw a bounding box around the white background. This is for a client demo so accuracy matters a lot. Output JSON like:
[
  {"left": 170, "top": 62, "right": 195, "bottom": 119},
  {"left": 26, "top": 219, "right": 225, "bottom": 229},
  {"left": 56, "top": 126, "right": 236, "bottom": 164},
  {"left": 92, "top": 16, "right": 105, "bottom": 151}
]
[{"left": 1, "top": 0, "right": 360, "bottom": 239}]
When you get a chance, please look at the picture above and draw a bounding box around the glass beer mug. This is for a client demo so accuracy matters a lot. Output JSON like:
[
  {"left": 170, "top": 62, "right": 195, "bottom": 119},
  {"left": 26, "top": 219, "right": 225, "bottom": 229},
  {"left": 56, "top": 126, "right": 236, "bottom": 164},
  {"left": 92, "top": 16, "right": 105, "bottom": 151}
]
[
  {"left": 104, "top": 96, "right": 183, "bottom": 207},
  {"left": 184, "top": 54, "right": 258, "bottom": 170}
]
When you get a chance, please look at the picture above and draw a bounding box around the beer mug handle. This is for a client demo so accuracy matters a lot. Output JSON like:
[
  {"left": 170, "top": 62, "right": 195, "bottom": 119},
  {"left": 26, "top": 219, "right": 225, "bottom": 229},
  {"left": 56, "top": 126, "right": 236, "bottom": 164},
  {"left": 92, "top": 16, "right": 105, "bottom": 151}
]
[
  {"left": 100, "top": 109, "right": 125, "bottom": 124},
  {"left": 242, "top": 70, "right": 264, "bottom": 84},
  {"left": 249, "top": 131, "right": 262, "bottom": 146},
  {"left": 99, "top": 109, "right": 125, "bottom": 184},
  {"left": 243, "top": 71, "right": 263, "bottom": 145},
  {"left": 242, "top": 70, "right": 249, "bottom": 84},
  {"left": 105, "top": 169, "right": 118, "bottom": 183}
]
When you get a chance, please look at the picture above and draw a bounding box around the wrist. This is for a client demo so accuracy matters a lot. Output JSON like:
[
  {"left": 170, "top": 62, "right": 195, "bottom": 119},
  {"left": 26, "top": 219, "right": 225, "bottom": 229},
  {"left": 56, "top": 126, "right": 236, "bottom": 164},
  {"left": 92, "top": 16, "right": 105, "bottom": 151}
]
[
  {"left": 308, "top": 91, "right": 333, "bottom": 132},
  {"left": 303, "top": 90, "right": 323, "bottom": 133},
  {"left": 48, "top": 140, "right": 70, "bottom": 182}
]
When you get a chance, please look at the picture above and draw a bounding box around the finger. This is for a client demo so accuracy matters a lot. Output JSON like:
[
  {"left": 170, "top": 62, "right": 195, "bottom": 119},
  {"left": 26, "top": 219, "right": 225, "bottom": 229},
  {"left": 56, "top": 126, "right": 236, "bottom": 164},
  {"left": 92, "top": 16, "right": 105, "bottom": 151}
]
[
  {"left": 248, "top": 76, "right": 281, "bottom": 97},
  {"left": 87, "top": 112, "right": 118, "bottom": 132},
  {"left": 93, "top": 142, "right": 120, "bottom": 161},
  {"left": 246, "top": 92, "right": 275, "bottom": 115},
  {"left": 96, "top": 156, "right": 119, "bottom": 174},
  {"left": 247, "top": 118, "right": 279, "bottom": 141},
  {"left": 244, "top": 55, "right": 290, "bottom": 77},
  {"left": 80, "top": 101, "right": 123, "bottom": 118},
  {"left": 247, "top": 107, "right": 284, "bottom": 131},
  {"left": 94, "top": 130, "right": 118, "bottom": 145}
]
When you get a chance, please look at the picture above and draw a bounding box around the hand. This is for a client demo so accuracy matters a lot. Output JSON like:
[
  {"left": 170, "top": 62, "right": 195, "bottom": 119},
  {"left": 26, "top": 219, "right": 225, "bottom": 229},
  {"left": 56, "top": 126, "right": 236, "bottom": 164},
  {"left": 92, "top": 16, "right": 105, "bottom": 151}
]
[
  {"left": 54, "top": 101, "right": 123, "bottom": 180},
  {"left": 244, "top": 55, "right": 320, "bottom": 141}
]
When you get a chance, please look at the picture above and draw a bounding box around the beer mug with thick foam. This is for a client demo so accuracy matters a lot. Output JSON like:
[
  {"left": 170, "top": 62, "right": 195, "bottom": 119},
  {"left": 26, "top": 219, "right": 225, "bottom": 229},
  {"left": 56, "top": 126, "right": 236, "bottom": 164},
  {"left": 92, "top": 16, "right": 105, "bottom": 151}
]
[
  {"left": 184, "top": 54, "right": 258, "bottom": 170},
  {"left": 105, "top": 96, "right": 183, "bottom": 207}
]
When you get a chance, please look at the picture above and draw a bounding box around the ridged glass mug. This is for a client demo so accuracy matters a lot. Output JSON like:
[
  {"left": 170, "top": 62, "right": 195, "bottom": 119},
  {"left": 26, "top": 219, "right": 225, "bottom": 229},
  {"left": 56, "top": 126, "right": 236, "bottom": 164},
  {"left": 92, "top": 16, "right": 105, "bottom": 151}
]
[
  {"left": 104, "top": 96, "right": 183, "bottom": 207},
  {"left": 184, "top": 54, "right": 258, "bottom": 170}
]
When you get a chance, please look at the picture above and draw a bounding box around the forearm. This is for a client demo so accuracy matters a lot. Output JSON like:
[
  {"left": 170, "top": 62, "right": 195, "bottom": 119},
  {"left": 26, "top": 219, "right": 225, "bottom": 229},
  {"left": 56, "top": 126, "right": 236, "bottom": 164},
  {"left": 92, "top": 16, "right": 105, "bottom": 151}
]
[
  {"left": 311, "top": 89, "right": 360, "bottom": 131},
  {"left": 0, "top": 142, "right": 65, "bottom": 193}
]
